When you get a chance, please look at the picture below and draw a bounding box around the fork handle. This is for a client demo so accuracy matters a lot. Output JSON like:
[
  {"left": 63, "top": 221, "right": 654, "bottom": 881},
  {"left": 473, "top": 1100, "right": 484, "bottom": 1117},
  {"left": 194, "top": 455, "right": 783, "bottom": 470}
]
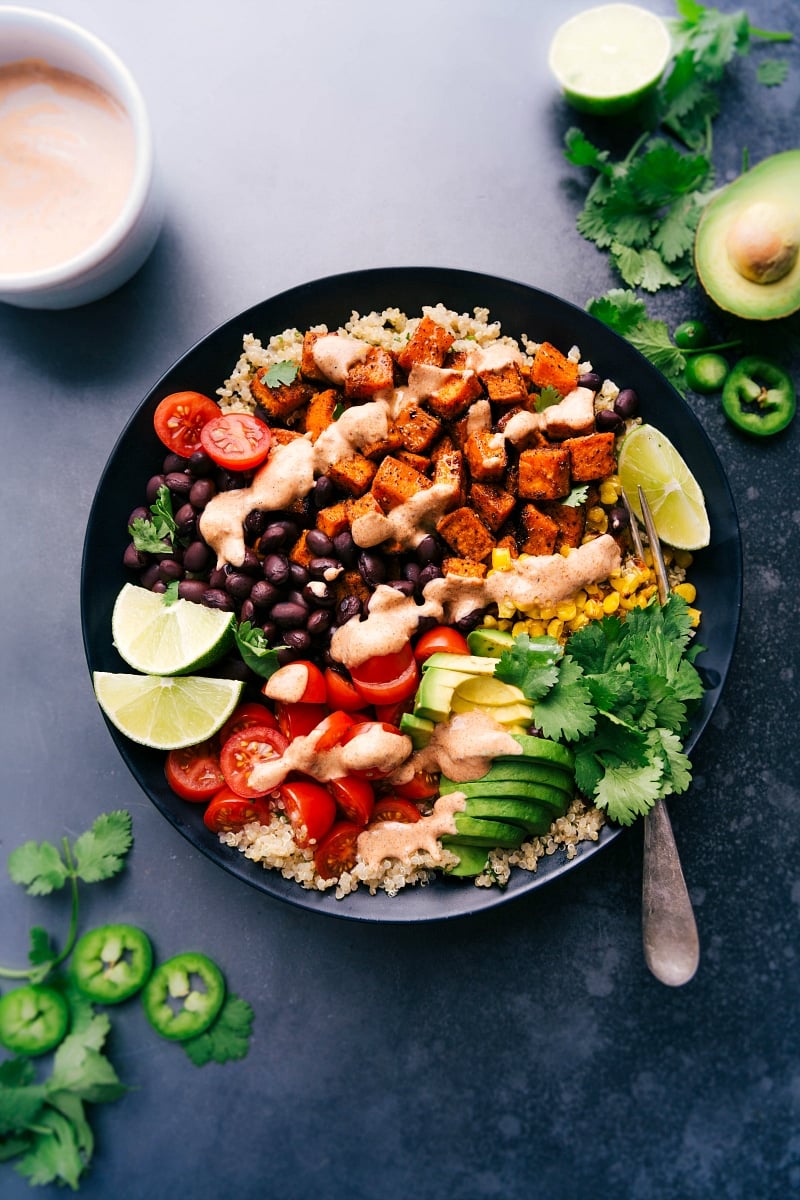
[{"left": 642, "top": 798, "right": 700, "bottom": 987}]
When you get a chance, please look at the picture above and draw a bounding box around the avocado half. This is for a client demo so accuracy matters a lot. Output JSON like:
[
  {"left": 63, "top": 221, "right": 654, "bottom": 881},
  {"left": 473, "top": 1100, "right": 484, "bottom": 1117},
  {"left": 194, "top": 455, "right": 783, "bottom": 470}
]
[{"left": 695, "top": 150, "right": 800, "bottom": 320}]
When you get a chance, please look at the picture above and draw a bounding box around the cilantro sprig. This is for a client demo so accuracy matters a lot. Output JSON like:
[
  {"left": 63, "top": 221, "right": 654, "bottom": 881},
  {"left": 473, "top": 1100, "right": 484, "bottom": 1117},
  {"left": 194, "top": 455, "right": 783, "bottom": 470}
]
[
  {"left": 128, "top": 484, "right": 177, "bottom": 554},
  {"left": 494, "top": 595, "right": 704, "bottom": 825},
  {"left": 564, "top": 0, "right": 793, "bottom": 293}
]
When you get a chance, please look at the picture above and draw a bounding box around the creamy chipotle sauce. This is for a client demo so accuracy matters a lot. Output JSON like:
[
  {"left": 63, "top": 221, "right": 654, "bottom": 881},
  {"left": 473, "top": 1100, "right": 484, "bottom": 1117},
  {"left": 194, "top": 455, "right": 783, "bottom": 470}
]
[
  {"left": 0, "top": 59, "right": 136, "bottom": 274},
  {"left": 390, "top": 711, "right": 522, "bottom": 785},
  {"left": 356, "top": 791, "right": 467, "bottom": 870}
]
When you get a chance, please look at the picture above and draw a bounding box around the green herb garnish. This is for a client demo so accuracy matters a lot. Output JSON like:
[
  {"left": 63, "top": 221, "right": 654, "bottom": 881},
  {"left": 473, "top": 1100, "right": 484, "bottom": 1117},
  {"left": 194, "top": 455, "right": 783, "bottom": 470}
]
[
  {"left": 128, "top": 485, "right": 177, "bottom": 554},
  {"left": 233, "top": 621, "right": 287, "bottom": 679},
  {"left": 262, "top": 360, "right": 299, "bottom": 388}
]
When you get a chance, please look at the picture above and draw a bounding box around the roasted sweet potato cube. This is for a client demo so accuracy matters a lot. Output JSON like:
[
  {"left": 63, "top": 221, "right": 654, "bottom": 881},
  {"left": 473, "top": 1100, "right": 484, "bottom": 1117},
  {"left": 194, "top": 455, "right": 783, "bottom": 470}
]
[
  {"left": 464, "top": 430, "right": 507, "bottom": 482},
  {"left": 268, "top": 427, "right": 303, "bottom": 446},
  {"left": 334, "top": 569, "right": 371, "bottom": 608},
  {"left": 480, "top": 362, "right": 528, "bottom": 406},
  {"left": 345, "top": 347, "right": 395, "bottom": 400},
  {"left": 360, "top": 426, "right": 404, "bottom": 460},
  {"left": 395, "top": 449, "right": 431, "bottom": 474},
  {"left": 394, "top": 403, "right": 442, "bottom": 454},
  {"left": 538, "top": 500, "right": 586, "bottom": 549},
  {"left": 327, "top": 453, "right": 377, "bottom": 497},
  {"left": 396, "top": 315, "right": 455, "bottom": 372},
  {"left": 251, "top": 371, "right": 314, "bottom": 420},
  {"left": 564, "top": 432, "right": 617, "bottom": 481},
  {"left": 430, "top": 435, "right": 457, "bottom": 464},
  {"left": 304, "top": 388, "right": 341, "bottom": 441},
  {"left": 436, "top": 506, "right": 495, "bottom": 562},
  {"left": 530, "top": 341, "right": 580, "bottom": 396},
  {"left": 519, "top": 504, "right": 559, "bottom": 556},
  {"left": 426, "top": 371, "right": 484, "bottom": 420},
  {"left": 345, "top": 492, "right": 384, "bottom": 525},
  {"left": 495, "top": 532, "right": 519, "bottom": 559},
  {"left": 469, "top": 483, "right": 516, "bottom": 532},
  {"left": 517, "top": 446, "right": 571, "bottom": 500},
  {"left": 433, "top": 451, "right": 467, "bottom": 506},
  {"left": 301, "top": 331, "right": 328, "bottom": 381},
  {"left": 371, "top": 456, "right": 431, "bottom": 511},
  {"left": 441, "top": 557, "right": 488, "bottom": 579},
  {"left": 315, "top": 502, "right": 350, "bottom": 539},
  {"left": 289, "top": 531, "right": 315, "bottom": 568}
]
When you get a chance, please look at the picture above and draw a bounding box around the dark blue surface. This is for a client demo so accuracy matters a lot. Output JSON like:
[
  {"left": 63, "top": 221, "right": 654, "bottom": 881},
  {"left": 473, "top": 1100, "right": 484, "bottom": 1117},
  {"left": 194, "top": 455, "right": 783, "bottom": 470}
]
[{"left": 1, "top": 2, "right": 798, "bottom": 1197}]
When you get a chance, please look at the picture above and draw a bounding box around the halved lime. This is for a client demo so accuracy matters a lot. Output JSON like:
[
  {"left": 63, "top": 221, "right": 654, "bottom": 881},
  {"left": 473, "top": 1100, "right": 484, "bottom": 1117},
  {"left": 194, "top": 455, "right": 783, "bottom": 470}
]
[
  {"left": 111, "top": 584, "right": 235, "bottom": 675},
  {"left": 93, "top": 672, "right": 243, "bottom": 750},
  {"left": 618, "top": 424, "right": 711, "bottom": 551},
  {"left": 548, "top": 4, "right": 672, "bottom": 115}
]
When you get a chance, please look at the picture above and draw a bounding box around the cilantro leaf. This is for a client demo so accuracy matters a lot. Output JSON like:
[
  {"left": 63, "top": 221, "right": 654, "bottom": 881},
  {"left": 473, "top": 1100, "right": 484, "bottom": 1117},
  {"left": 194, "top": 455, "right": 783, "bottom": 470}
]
[
  {"left": 7, "top": 840, "right": 69, "bottom": 895},
  {"left": 757, "top": 58, "right": 789, "bottom": 86},
  {"left": 534, "top": 385, "right": 562, "bottom": 412},
  {"left": 594, "top": 759, "right": 664, "bottom": 825},
  {"left": 564, "top": 127, "right": 611, "bottom": 172},
  {"left": 586, "top": 290, "right": 687, "bottom": 392},
  {"left": 495, "top": 635, "right": 562, "bottom": 700},
  {"left": 532, "top": 655, "right": 597, "bottom": 742},
  {"left": 28, "top": 925, "right": 56, "bottom": 968},
  {"left": 0, "top": 1076, "right": 47, "bottom": 1136},
  {"left": 586, "top": 289, "right": 647, "bottom": 336},
  {"left": 233, "top": 622, "right": 287, "bottom": 679},
  {"left": 562, "top": 484, "right": 589, "bottom": 508},
  {"left": 71, "top": 811, "right": 133, "bottom": 884},
  {"left": 129, "top": 484, "right": 177, "bottom": 554},
  {"left": 48, "top": 1017, "right": 126, "bottom": 1104},
  {"left": 262, "top": 360, "right": 299, "bottom": 388},
  {"left": 181, "top": 994, "right": 254, "bottom": 1066},
  {"left": 15, "top": 1106, "right": 86, "bottom": 1190}
]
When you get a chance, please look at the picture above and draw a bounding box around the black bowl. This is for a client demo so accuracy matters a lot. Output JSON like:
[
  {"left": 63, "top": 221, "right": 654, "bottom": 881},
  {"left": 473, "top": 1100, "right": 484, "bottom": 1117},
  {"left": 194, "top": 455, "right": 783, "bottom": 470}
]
[{"left": 81, "top": 267, "right": 742, "bottom": 923}]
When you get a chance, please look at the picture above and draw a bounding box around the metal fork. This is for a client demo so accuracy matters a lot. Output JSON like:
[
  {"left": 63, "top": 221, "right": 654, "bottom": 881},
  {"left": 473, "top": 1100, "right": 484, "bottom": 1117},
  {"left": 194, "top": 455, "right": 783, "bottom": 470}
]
[{"left": 620, "top": 487, "right": 700, "bottom": 987}]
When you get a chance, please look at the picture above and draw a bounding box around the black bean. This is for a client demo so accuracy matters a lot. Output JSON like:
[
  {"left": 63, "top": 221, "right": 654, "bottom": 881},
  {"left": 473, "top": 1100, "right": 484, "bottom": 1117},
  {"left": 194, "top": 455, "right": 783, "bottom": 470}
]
[
  {"left": 306, "top": 529, "right": 334, "bottom": 558},
  {"left": 336, "top": 595, "right": 362, "bottom": 625},
  {"left": 386, "top": 579, "right": 415, "bottom": 597},
  {"left": 259, "top": 520, "right": 297, "bottom": 554},
  {"left": 455, "top": 608, "right": 487, "bottom": 635},
  {"left": 188, "top": 449, "right": 215, "bottom": 477},
  {"left": 240, "top": 598, "right": 256, "bottom": 624},
  {"left": 151, "top": 580, "right": 167, "bottom": 594},
  {"left": 189, "top": 478, "right": 216, "bottom": 509},
  {"left": 418, "top": 563, "right": 443, "bottom": 588},
  {"left": 609, "top": 506, "right": 629, "bottom": 534},
  {"left": 303, "top": 580, "right": 334, "bottom": 608},
  {"left": 578, "top": 371, "right": 602, "bottom": 392},
  {"left": 306, "top": 610, "right": 332, "bottom": 637},
  {"left": 183, "top": 540, "right": 211, "bottom": 573},
  {"left": 165, "top": 471, "right": 192, "bottom": 498},
  {"left": 415, "top": 615, "right": 439, "bottom": 637},
  {"left": 263, "top": 553, "right": 290, "bottom": 586},
  {"left": 251, "top": 580, "right": 279, "bottom": 608},
  {"left": 209, "top": 566, "right": 228, "bottom": 589},
  {"left": 202, "top": 588, "right": 235, "bottom": 612},
  {"left": 332, "top": 530, "right": 358, "bottom": 567},
  {"left": 289, "top": 563, "right": 310, "bottom": 588},
  {"left": 128, "top": 505, "right": 149, "bottom": 526},
  {"left": 216, "top": 468, "right": 244, "bottom": 492},
  {"left": 140, "top": 564, "right": 161, "bottom": 590},
  {"left": 163, "top": 452, "right": 189, "bottom": 474},
  {"left": 596, "top": 408, "right": 624, "bottom": 434},
  {"left": 225, "top": 572, "right": 254, "bottom": 600},
  {"left": 276, "top": 646, "right": 301, "bottom": 666},
  {"left": 239, "top": 548, "right": 261, "bottom": 576},
  {"left": 271, "top": 602, "right": 309, "bottom": 628},
  {"left": 261, "top": 621, "right": 277, "bottom": 644},
  {"left": 243, "top": 509, "right": 268, "bottom": 541},
  {"left": 286, "top": 589, "right": 309, "bottom": 610},
  {"left": 312, "top": 476, "right": 336, "bottom": 509},
  {"left": 178, "top": 580, "right": 209, "bottom": 604},
  {"left": 174, "top": 503, "right": 197, "bottom": 539},
  {"left": 402, "top": 562, "right": 421, "bottom": 586},
  {"left": 285, "top": 628, "right": 312, "bottom": 653},
  {"left": 358, "top": 551, "right": 386, "bottom": 588},
  {"left": 146, "top": 474, "right": 166, "bottom": 504},
  {"left": 158, "top": 559, "right": 184, "bottom": 584},
  {"left": 415, "top": 535, "right": 442, "bottom": 565},
  {"left": 123, "top": 543, "right": 148, "bottom": 570},
  {"left": 309, "top": 556, "right": 341, "bottom": 582},
  {"left": 614, "top": 388, "right": 639, "bottom": 419}
]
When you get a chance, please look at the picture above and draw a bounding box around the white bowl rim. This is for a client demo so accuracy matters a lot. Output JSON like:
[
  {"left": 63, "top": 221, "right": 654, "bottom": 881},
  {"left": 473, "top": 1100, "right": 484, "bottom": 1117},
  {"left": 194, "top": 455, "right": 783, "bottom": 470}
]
[{"left": 0, "top": 5, "right": 155, "bottom": 293}]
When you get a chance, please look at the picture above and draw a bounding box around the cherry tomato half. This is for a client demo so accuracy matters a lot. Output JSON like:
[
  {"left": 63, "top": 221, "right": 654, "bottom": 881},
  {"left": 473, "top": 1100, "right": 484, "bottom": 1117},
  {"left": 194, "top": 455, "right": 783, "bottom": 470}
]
[
  {"left": 153, "top": 391, "right": 220, "bottom": 458},
  {"left": 203, "top": 788, "right": 272, "bottom": 832},
  {"left": 371, "top": 797, "right": 422, "bottom": 824},
  {"left": 263, "top": 660, "right": 327, "bottom": 706},
  {"left": 314, "top": 821, "right": 362, "bottom": 880},
  {"left": 165, "top": 739, "right": 225, "bottom": 802},
  {"left": 349, "top": 643, "right": 419, "bottom": 706},
  {"left": 413, "top": 625, "right": 470, "bottom": 664},
  {"left": 220, "top": 724, "right": 289, "bottom": 798},
  {"left": 274, "top": 701, "right": 330, "bottom": 741},
  {"left": 219, "top": 702, "right": 278, "bottom": 745},
  {"left": 373, "top": 698, "right": 414, "bottom": 727},
  {"left": 200, "top": 412, "right": 272, "bottom": 471},
  {"left": 324, "top": 667, "right": 371, "bottom": 712},
  {"left": 313, "top": 710, "right": 359, "bottom": 752},
  {"left": 279, "top": 780, "right": 337, "bottom": 848},
  {"left": 329, "top": 776, "right": 375, "bottom": 826},
  {"left": 393, "top": 770, "right": 439, "bottom": 801}
]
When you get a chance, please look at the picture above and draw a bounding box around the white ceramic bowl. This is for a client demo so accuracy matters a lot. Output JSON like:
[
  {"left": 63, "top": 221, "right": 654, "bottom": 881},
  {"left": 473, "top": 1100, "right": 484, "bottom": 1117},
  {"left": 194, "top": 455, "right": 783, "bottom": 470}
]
[{"left": 0, "top": 6, "right": 163, "bottom": 309}]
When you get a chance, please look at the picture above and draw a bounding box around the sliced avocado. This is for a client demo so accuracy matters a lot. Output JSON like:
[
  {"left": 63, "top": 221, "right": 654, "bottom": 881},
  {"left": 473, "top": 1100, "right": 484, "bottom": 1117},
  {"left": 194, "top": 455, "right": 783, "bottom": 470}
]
[
  {"left": 413, "top": 666, "right": 473, "bottom": 723},
  {"left": 503, "top": 733, "right": 575, "bottom": 771},
  {"left": 399, "top": 711, "right": 434, "bottom": 749},
  {"left": 440, "top": 778, "right": 571, "bottom": 815},
  {"left": 695, "top": 150, "right": 800, "bottom": 320},
  {"left": 467, "top": 627, "right": 515, "bottom": 657},
  {"left": 452, "top": 676, "right": 527, "bottom": 707},
  {"left": 449, "top": 696, "right": 535, "bottom": 725},
  {"left": 440, "top": 760, "right": 573, "bottom": 794},
  {"left": 442, "top": 815, "right": 526, "bottom": 848},
  {"left": 421, "top": 652, "right": 497, "bottom": 675},
  {"left": 463, "top": 797, "right": 554, "bottom": 836},
  {"left": 442, "top": 841, "right": 491, "bottom": 877}
]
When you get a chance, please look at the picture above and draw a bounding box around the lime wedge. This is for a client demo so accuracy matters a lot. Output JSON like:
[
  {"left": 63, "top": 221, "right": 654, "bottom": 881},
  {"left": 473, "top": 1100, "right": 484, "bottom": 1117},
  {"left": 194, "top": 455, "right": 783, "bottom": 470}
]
[
  {"left": 548, "top": 4, "right": 672, "bottom": 115},
  {"left": 111, "top": 584, "right": 235, "bottom": 675},
  {"left": 93, "top": 672, "right": 243, "bottom": 750},
  {"left": 618, "top": 424, "right": 711, "bottom": 551}
]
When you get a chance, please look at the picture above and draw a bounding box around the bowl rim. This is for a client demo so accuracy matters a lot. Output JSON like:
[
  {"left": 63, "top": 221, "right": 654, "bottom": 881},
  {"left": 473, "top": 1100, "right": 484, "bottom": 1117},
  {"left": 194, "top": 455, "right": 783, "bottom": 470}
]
[{"left": 0, "top": 5, "right": 154, "bottom": 292}]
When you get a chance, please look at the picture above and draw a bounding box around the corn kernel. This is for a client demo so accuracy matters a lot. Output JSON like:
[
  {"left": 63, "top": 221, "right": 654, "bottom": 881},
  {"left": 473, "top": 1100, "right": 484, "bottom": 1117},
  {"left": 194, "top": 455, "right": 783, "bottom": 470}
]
[
  {"left": 569, "top": 613, "right": 590, "bottom": 632},
  {"left": 674, "top": 549, "right": 694, "bottom": 569},
  {"left": 498, "top": 619, "right": 512, "bottom": 631},
  {"left": 547, "top": 618, "right": 564, "bottom": 639},
  {"left": 497, "top": 600, "right": 516, "bottom": 619},
  {"left": 556, "top": 601, "right": 578, "bottom": 621},
  {"left": 538, "top": 606, "right": 556, "bottom": 621},
  {"left": 584, "top": 599, "right": 604, "bottom": 620},
  {"left": 602, "top": 592, "right": 621, "bottom": 614},
  {"left": 559, "top": 544, "right": 572, "bottom": 558},
  {"left": 512, "top": 621, "right": 528, "bottom": 637},
  {"left": 673, "top": 582, "right": 697, "bottom": 604},
  {"left": 688, "top": 607, "right": 701, "bottom": 627},
  {"left": 619, "top": 595, "right": 638, "bottom": 610},
  {"left": 529, "top": 620, "right": 547, "bottom": 637},
  {"left": 599, "top": 480, "right": 619, "bottom": 506},
  {"left": 482, "top": 613, "right": 498, "bottom": 628},
  {"left": 492, "top": 547, "right": 512, "bottom": 571}
]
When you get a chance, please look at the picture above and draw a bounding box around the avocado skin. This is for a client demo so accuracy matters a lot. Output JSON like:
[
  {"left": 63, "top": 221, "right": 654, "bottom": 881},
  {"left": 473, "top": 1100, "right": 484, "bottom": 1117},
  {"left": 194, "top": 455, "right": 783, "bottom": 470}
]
[{"left": 695, "top": 149, "right": 800, "bottom": 320}]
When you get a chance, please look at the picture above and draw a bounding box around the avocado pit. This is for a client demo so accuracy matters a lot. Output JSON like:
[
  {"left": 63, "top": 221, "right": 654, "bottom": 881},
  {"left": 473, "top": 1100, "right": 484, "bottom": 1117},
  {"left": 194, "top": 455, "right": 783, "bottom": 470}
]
[{"left": 725, "top": 201, "right": 799, "bottom": 285}]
